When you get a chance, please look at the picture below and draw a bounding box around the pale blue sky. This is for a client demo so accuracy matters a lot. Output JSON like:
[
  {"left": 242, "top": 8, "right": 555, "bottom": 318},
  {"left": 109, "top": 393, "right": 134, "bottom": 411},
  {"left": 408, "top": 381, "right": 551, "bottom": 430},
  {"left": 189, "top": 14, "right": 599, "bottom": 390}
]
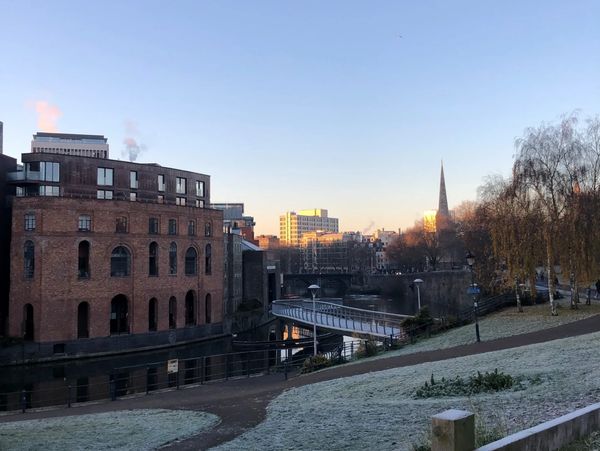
[{"left": 1, "top": 1, "right": 598, "bottom": 235}]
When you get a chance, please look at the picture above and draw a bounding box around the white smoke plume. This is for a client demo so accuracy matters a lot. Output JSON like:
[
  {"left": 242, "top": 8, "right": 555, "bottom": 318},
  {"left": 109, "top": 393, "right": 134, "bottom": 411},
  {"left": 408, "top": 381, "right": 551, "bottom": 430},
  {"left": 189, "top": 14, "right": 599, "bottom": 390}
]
[
  {"left": 33, "top": 101, "right": 62, "bottom": 132},
  {"left": 362, "top": 220, "right": 376, "bottom": 235},
  {"left": 122, "top": 120, "right": 147, "bottom": 161}
]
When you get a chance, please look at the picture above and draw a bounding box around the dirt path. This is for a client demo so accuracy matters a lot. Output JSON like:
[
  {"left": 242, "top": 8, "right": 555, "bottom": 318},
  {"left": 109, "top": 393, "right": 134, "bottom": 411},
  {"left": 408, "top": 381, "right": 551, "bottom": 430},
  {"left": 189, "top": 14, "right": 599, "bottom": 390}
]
[{"left": 3, "top": 314, "right": 600, "bottom": 450}]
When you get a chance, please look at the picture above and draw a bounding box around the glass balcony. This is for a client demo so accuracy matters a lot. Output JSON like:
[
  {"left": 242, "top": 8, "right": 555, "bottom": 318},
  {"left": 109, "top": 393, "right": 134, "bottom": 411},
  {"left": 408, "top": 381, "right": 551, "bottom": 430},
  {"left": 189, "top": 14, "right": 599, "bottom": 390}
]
[{"left": 7, "top": 171, "right": 40, "bottom": 182}]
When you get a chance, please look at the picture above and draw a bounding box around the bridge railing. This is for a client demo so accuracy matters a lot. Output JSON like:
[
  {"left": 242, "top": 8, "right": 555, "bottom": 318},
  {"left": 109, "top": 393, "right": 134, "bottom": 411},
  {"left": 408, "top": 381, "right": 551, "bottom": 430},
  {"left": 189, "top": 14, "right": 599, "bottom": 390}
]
[{"left": 272, "top": 299, "right": 412, "bottom": 338}]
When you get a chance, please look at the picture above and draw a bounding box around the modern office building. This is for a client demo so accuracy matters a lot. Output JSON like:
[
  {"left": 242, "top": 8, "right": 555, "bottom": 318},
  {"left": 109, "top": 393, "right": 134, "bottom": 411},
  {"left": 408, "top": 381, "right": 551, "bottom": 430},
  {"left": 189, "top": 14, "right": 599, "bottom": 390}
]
[
  {"left": 31, "top": 132, "right": 109, "bottom": 159},
  {"left": 5, "top": 150, "right": 223, "bottom": 357},
  {"left": 279, "top": 209, "right": 339, "bottom": 247},
  {"left": 212, "top": 202, "right": 256, "bottom": 243}
]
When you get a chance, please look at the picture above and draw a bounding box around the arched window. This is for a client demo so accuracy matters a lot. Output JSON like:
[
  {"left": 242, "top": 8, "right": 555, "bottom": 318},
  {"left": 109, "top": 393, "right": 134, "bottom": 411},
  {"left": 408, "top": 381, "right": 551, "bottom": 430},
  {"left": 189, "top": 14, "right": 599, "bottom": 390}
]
[
  {"left": 185, "top": 291, "right": 196, "bottom": 326},
  {"left": 23, "top": 304, "right": 34, "bottom": 340},
  {"left": 185, "top": 247, "right": 197, "bottom": 275},
  {"left": 110, "top": 294, "right": 129, "bottom": 334},
  {"left": 148, "top": 298, "right": 158, "bottom": 331},
  {"left": 24, "top": 241, "right": 35, "bottom": 279},
  {"left": 169, "top": 242, "right": 177, "bottom": 275},
  {"left": 78, "top": 241, "right": 90, "bottom": 278},
  {"left": 205, "top": 244, "right": 212, "bottom": 275},
  {"left": 169, "top": 296, "right": 177, "bottom": 329},
  {"left": 77, "top": 302, "right": 89, "bottom": 338},
  {"left": 205, "top": 293, "right": 212, "bottom": 324},
  {"left": 149, "top": 242, "right": 158, "bottom": 276},
  {"left": 110, "top": 246, "right": 131, "bottom": 277}
]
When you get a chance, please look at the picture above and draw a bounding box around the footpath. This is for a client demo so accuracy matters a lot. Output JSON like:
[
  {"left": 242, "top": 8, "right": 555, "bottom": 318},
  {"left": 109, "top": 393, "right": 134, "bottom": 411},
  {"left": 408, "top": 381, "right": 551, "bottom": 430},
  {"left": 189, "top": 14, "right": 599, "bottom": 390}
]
[{"left": 1, "top": 314, "right": 600, "bottom": 450}]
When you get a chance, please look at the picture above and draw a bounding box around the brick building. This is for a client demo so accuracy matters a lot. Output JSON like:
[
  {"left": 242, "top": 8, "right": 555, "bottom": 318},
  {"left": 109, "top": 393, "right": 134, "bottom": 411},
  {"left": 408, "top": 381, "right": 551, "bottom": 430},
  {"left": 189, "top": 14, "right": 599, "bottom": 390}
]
[{"left": 6, "top": 149, "right": 224, "bottom": 356}]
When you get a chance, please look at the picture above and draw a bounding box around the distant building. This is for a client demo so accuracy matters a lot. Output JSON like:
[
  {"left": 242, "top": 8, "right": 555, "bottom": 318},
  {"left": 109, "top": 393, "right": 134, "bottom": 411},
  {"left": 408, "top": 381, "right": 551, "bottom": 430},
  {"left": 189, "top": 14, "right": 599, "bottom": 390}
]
[
  {"left": 31, "top": 132, "right": 109, "bottom": 159},
  {"left": 298, "top": 231, "right": 372, "bottom": 274},
  {"left": 257, "top": 234, "right": 280, "bottom": 249},
  {"left": 212, "top": 203, "right": 256, "bottom": 243},
  {"left": 372, "top": 229, "right": 398, "bottom": 272},
  {"left": 279, "top": 209, "right": 339, "bottom": 247}
]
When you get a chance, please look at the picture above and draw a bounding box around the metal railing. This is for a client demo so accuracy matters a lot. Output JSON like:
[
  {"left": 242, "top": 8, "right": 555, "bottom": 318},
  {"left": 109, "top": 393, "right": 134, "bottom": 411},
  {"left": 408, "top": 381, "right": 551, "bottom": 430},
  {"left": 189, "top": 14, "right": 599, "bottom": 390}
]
[{"left": 272, "top": 299, "right": 412, "bottom": 338}]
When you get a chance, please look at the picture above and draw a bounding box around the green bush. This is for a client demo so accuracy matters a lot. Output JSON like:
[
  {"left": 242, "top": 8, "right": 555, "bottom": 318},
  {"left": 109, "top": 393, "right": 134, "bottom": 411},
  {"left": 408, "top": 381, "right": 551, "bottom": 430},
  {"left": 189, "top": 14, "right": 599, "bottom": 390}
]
[
  {"left": 301, "top": 354, "right": 332, "bottom": 373},
  {"left": 415, "top": 369, "right": 515, "bottom": 398},
  {"left": 402, "top": 307, "right": 434, "bottom": 330},
  {"left": 355, "top": 340, "right": 379, "bottom": 358}
]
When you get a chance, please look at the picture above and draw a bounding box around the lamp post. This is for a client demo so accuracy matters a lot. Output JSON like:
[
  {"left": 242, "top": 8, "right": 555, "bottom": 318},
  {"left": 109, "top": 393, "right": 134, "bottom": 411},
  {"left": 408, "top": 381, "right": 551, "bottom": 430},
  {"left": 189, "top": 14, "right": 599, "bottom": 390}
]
[
  {"left": 308, "top": 284, "right": 320, "bottom": 356},
  {"left": 466, "top": 251, "right": 480, "bottom": 342},
  {"left": 413, "top": 278, "right": 424, "bottom": 312}
]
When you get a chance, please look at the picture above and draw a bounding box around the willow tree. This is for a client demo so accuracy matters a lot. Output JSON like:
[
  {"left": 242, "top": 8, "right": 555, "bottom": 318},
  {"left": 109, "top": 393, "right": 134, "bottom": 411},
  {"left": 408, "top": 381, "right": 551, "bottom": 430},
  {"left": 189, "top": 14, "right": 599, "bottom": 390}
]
[{"left": 514, "top": 116, "right": 580, "bottom": 316}]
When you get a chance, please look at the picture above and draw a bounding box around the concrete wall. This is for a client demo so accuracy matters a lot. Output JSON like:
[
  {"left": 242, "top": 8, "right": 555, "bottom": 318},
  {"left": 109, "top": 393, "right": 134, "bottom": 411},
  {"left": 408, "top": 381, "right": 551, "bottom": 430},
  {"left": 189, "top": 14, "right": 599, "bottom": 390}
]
[{"left": 365, "top": 272, "right": 473, "bottom": 316}]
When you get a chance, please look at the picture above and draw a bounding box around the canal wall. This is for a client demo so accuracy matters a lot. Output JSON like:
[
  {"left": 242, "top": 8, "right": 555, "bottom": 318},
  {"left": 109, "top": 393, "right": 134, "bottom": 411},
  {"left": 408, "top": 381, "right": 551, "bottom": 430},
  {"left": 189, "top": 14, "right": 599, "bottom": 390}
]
[{"left": 364, "top": 271, "right": 473, "bottom": 316}]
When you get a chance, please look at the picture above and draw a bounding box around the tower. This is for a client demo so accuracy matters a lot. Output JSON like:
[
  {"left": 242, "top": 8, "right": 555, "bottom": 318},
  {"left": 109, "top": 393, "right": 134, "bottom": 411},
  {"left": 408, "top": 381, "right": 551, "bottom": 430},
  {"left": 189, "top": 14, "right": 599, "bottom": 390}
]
[{"left": 436, "top": 161, "right": 450, "bottom": 230}]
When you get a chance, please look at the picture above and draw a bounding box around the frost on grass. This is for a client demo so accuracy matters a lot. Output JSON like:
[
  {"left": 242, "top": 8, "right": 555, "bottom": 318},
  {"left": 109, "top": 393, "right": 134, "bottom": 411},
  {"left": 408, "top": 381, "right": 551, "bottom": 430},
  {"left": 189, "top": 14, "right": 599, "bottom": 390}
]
[
  {"left": 381, "top": 303, "right": 600, "bottom": 359},
  {"left": 214, "top": 331, "right": 600, "bottom": 451},
  {"left": 0, "top": 408, "right": 219, "bottom": 451}
]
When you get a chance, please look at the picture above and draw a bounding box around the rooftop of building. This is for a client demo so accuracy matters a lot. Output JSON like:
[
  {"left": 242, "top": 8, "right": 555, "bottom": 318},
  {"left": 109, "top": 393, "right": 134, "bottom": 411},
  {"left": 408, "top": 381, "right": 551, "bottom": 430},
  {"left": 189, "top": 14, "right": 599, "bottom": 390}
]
[{"left": 32, "top": 132, "right": 108, "bottom": 144}]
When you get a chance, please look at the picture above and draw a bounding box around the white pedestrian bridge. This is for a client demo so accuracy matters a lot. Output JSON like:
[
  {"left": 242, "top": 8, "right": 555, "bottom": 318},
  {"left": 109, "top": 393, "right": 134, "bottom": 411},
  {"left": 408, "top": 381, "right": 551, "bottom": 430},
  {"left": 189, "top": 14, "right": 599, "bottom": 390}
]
[{"left": 271, "top": 299, "right": 413, "bottom": 339}]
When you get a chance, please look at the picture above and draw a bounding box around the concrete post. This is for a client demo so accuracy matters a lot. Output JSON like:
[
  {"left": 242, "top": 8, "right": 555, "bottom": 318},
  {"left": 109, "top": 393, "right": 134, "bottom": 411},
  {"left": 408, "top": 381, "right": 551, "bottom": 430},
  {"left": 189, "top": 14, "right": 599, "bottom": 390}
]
[{"left": 431, "top": 409, "right": 475, "bottom": 451}]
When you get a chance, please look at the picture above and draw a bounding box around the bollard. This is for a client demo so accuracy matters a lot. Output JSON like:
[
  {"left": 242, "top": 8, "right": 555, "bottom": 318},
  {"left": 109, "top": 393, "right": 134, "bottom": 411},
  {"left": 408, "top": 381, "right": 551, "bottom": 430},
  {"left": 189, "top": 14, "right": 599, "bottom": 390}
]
[
  {"left": 21, "top": 389, "right": 26, "bottom": 413},
  {"left": 146, "top": 367, "right": 150, "bottom": 395},
  {"left": 284, "top": 360, "right": 288, "bottom": 380},
  {"left": 431, "top": 409, "right": 474, "bottom": 451},
  {"left": 67, "top": 384, "right": 72, "bottom": 408},
  {"left": 176, "top": 371, "right": 180, "bottom": 390},
  {"left": 201, "top": 356, "right": 206, "bottom": 384}
]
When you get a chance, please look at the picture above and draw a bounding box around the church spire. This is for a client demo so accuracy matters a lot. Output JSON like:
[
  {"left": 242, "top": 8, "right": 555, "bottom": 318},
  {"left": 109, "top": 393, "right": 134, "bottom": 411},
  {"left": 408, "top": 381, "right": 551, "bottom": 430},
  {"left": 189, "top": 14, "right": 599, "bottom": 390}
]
[{"left": 438, "top": 161, "right": 449, "bottom": 217}]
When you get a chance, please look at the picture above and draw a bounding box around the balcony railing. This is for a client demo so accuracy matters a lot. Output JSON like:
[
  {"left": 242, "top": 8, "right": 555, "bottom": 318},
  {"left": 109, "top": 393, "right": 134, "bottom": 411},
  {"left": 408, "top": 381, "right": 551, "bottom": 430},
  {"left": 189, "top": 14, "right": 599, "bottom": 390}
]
[{"left": 7, "top": 171, "right": 40, "bottom": 182}]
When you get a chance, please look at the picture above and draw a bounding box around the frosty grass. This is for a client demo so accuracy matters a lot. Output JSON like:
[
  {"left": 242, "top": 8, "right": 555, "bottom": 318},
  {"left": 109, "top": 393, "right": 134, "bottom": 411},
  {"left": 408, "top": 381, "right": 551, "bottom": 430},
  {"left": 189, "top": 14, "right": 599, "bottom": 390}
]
[
  {"left": 0, "top": 408, "right": 219, "bottom": 451},
  {"left": 215, "top": 329, "right": 600, "bottom": 450}
]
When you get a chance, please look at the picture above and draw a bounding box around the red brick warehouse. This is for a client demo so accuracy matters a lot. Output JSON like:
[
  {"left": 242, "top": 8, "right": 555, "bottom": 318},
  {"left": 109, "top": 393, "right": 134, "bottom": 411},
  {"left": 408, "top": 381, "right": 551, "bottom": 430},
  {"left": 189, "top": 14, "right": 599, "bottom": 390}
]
[{"left": 7, "top": 133, "right": 224, "bottom": 357}]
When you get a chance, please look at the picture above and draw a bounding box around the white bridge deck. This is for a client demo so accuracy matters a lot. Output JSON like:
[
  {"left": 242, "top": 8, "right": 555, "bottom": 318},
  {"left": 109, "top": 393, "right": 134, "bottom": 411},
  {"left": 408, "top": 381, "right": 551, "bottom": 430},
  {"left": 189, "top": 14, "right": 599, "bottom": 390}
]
[{"left": 271, "top": 299, "right": 412, "bottom": 338}]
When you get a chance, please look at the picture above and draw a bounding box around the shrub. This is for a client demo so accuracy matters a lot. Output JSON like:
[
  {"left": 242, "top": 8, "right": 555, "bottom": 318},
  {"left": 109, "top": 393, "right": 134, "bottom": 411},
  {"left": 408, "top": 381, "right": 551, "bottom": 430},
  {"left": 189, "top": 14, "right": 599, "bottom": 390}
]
[
  {"left": 301, "top": 354, "right": 332, "bottom": 373},
  {"left": 415, "top": 369, "right": 515, "bottom": 398},
  {"left": 355, "top": 340, "right": 379, "bottom": 358}
]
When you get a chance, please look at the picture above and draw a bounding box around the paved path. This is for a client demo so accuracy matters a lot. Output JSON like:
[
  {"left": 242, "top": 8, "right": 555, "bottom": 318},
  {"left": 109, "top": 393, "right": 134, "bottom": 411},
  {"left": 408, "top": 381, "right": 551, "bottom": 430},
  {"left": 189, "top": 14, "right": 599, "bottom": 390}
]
[{"left": 2, "top": 314, "right": 600, "bottom": 450}]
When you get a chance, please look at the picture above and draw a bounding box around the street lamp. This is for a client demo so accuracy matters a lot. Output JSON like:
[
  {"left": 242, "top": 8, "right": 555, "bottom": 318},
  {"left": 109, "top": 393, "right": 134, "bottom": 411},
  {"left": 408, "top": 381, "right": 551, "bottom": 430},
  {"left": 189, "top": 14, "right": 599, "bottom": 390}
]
[
  {"left": 308, "top": 284, "right": 320, "bottom": 356},
  {"left": 466, "top": 251, "right": 480, "bottom": 342},
  {"left": 413, "top": 278, "right": 424, "bottom": 312}
]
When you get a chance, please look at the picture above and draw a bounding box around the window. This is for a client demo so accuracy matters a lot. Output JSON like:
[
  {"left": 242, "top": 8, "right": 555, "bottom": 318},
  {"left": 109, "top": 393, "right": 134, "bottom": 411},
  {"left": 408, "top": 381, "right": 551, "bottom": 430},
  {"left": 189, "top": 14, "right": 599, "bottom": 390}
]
[
  {"left": 169, "top": 297, "right": 177, "bottom": 329},
  {"left": 205, "top": 244, "right": 212, "bottom": 275},
  {"left": 169, "top": 242, "right": 177, "bottom": 274},
  {"left": 157, "top": 195, "right": 164, "bottom": 204},
  {"left": 78, "top": 215, "right": 91, "bottom": 231},
  {"left": 205, "top": 222, "right": 212, "bottom": 237},
  {"left": 195, "top": 199, "right": 204, "bottom": 208},
  {"left": 78, "top": 241, "right": 90, "bottom": 278},
  {"left": 148, "top": 217, "right": 159, "bottom": 234},
  {"left": 168, "top": 219, "right": 177, "bottom": 235},
  {"left": 77, "top": 302, "right": 89, "bottom": 338},
  {"left": 97, "top": 190, "right": 113, "bottom": 200},
  {"left": 116, "top": 217, "right": 128, "bottom": 233},
  {"left": 158, "top": 174, "right": 165, "bottom": 192},
  {"left": 97, "top": 168, "right": 114, "bottom": 186},
  {"left": 205, "top": 293, "right": 212, "bottom": 324},
  {"left": 149, "top": 242, "right": 158, "bottom": 276},
  {"left": 185, "top": 247, "right": 197, "bottom": 275},
  {"left": 148, "top": 298, "right": 158, "bottom": 331},
  {"left": 176, "top": 197, "right": 186, "bottom": 206},
  {"left": 24, "top": 241, "right": 35, "bottom": 278},
  {"left": 110, "top": 246, "right": 131, "bottom": 277},
  {"left": 185, "top": 291, "right": 196, "bottom": 326},
  {"left": 39, "top": 185, "right": 59, "bottom": 196},
  {"left": 24, "top": 214, "right": 35, "bottom": 231},
  {"left": 195, "top": 180, "right": 204, "bottom": 197},
  {"left": 40, "top": 162, "right": 60, "bottom": 182},
  {"left": 176, "top": 177, "right": 186, "bottom": 194},
  {"left": 188, "top": 220, "right": 196, "bottom": 236},
  {"left": 129, "top": 192, "right": 136, "bottom": 202},
  {"left": 130, "top": 171, "right": 138, "bottom": 189}
]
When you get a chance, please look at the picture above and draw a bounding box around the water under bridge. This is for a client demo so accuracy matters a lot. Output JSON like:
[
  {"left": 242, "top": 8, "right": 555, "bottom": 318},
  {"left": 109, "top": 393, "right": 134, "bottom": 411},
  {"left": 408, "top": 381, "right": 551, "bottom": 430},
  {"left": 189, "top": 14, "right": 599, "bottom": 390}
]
[{"left": 271, "top": 299, "right": 412, "bottom": 339}]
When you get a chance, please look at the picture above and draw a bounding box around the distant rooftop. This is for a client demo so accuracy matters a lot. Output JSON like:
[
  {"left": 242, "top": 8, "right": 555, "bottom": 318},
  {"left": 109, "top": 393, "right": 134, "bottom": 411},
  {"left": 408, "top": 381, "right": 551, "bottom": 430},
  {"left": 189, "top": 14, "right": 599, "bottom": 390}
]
[{"left": 33, "top": 132, "right": 108, "bottom": 144}]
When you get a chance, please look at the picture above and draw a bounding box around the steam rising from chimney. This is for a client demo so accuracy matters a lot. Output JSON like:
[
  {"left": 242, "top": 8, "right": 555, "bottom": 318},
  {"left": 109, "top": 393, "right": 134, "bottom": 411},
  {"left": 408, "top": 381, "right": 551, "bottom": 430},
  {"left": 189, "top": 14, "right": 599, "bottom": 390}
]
[
  {"left": 122, "top": 120, "right": 147, "bottom": 161},
  {"left": 34, "top": 101, "right": 62, "bottom": 132},
  {"left": 362, "top": 220, "right": 376, "bottom": 235}
]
